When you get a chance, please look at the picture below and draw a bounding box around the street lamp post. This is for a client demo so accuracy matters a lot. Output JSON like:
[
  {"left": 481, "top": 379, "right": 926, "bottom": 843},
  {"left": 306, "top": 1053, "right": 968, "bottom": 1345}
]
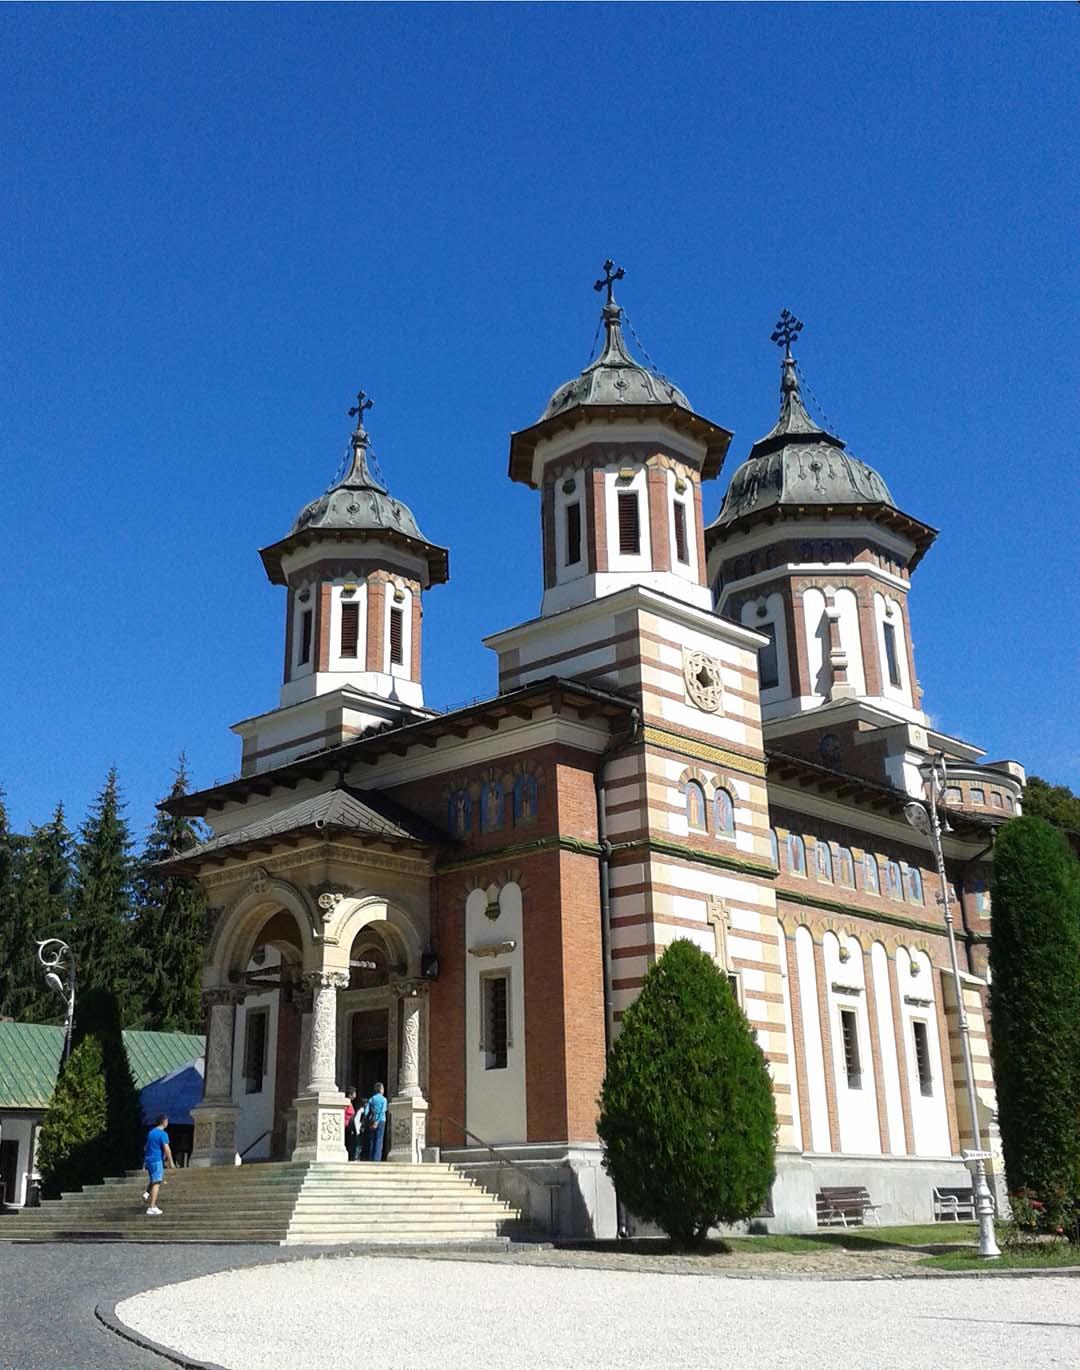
[
  {"left": 903, "top": 754, "right": 1000, "bottom": 1259},
  {"left": 36, "top": 939, "right": 76, "bottom": 1064}
]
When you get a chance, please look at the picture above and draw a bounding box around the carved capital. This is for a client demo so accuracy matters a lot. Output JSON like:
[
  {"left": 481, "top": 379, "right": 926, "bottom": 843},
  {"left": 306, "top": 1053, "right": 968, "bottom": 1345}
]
[
  {"left": 201, "top": 987, "right": 246, "bottom": 1011},
  {"left": 392, "top": 978, "right": 430, "bottom": 1000},
  {"left": 304, "top": 969, "right": 351, "bottom": 992}
]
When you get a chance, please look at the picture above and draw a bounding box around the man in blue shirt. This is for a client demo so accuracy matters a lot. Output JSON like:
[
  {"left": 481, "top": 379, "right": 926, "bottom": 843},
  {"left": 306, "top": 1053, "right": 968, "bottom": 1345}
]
[
  {"left": 363, "top": 1083, "right": 387, "bottom": 1162},
  {"left": 143, "top": 1114, "right": 175, "bottom": 1215}
]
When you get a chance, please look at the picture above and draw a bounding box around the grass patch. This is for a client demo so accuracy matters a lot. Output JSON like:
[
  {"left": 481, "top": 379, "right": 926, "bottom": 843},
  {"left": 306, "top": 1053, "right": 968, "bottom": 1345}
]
[
  {"left": 922, "top": 1243, "right": 1080, "bottom": 1271},
  {"left": 728, "top": 1223, "right": 978, "bottom": 1254}
]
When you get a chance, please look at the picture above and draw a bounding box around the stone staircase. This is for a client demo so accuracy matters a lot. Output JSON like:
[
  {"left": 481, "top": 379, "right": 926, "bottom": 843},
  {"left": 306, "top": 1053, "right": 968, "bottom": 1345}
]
[{"left": 5, "top": 1161, "right": 535, "bottom": 1245}]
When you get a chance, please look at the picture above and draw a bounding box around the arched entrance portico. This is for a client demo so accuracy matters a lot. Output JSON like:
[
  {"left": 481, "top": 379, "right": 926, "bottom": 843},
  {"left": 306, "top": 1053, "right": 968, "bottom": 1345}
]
[{"left": 191, "top": 876, "right": 431, "bottom": 1167}]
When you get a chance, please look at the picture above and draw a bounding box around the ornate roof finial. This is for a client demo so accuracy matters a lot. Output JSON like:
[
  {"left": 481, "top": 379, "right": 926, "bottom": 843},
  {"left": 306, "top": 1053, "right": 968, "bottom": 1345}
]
[
  {"left": 348, "top": 389, "right": 374, "bottom": 435},
  {"left": 770, "top": 309, "right": 803, "bottom": 359},
  {"left": 594, "top": 258, "right": 625, "bottom": 307}
]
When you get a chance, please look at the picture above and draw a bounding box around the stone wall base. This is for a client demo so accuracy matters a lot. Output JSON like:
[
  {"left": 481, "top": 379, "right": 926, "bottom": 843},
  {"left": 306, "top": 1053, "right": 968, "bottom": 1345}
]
[
  {"left": 290, "top": 1091, "right": 349, "bottom": 1163},
  {"left": 190, "top": 1104, "right": 240, "bottom": 1168},
  {"left": 441, "top": 1143, "right": 986, "bottom": 1238}
]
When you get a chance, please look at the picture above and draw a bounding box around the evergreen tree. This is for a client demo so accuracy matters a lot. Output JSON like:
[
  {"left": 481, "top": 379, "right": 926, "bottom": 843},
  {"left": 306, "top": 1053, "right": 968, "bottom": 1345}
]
[
  {"left": 6, "top": 804, "right": 74, "bottom": 1022},
  {"left": 37, "top": 987, "right": 143, "bottom": 1197},
  {"left": 1022, "top": 776, "right": 1080, "bottom": 853},
  {"left": 71, "top": 768, "right": 139, "bottom": 1021},
  {"left": 597, "top": 939, "right": 777, "bottom": 1247},
  {"left": 989, "top": 816, "right": 1080, "bottom": 1226},
  {"left": 133, "top": 757, "right": 207, "bottom": 1032}
]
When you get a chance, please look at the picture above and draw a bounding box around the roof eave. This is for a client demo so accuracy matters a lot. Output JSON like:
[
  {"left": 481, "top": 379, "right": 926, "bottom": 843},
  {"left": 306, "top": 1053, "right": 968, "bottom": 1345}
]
[
  {"left": 705, "top": 501, "right": 938, "bottom": 567},
  {"left": 258, "top": 527, "right": 450, "bottom": 588},
  {"left": 167, "top": 676, "right": 637, "bottom": 819},
  {"left": 508, "top": 403, "right": 733, "bottom": 488}
]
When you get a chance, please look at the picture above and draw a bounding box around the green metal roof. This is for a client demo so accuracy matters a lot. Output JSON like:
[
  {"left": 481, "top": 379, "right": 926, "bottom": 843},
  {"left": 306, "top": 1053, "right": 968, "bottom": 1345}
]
[
  {"left": 0, "top": 1022, "right": 64, "bottom": 1109},
  {"left": 121, "top": 1031, "right": 205, "bottom": 1091},
  {"left": 0, "top": 1024, "right": 204, "bottom": 1108}
]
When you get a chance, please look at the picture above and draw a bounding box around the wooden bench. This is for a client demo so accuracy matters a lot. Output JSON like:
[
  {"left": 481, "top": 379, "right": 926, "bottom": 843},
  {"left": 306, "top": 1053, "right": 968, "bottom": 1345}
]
[
  {"left": 816, "top": 1186, "right": 884, "bottom": 1227},
  {"left": 933, "top": 1185, "right": 975, "bottom": 1221}
]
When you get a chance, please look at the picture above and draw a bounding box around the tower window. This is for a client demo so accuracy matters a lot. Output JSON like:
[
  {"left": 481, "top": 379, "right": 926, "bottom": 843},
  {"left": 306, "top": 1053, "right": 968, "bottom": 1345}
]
[
  {"left": 758, "top": 623, "right": 779, "bottom": 690},
  {"left": 389, "top": 606, "right": 404, "bottom": 666},
  {"left": 912, "top": 1020, "right": 934, "bottom": 1096},
  {"left": 673, "top": 501, "right": 689, "bottom": 564},
  {"left": 482, "top": 974, "right": 509, "bottom": 1070},
  {"left": 839, "top": 1008, "right": 862, "bottom": 1090},
  {"left": 298, "top": 609, "right": 313, "bottom": 666},
  {"left": 617, "top": 491, "right": 641, "bottom": 556},
  {"left": 565, "top": 502, "right": 582, "bottom": 566},
  {"left": 882, "top": 621, "right": 902, "bottom": 687},
  {"left": 340, "top": 601, "right": 360, "bottom": 658}
]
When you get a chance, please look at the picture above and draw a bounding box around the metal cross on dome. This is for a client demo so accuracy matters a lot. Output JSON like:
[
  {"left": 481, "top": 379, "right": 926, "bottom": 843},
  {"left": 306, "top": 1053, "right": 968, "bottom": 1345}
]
[
  {"left": 770, "top": 309, "right": 804, "bottom": 357},
  {"left": 594, "top": 259, "right": 625, "bottom": 304},
  {"left": 348, "top": 389, "right": 374, "bottom": 427}
]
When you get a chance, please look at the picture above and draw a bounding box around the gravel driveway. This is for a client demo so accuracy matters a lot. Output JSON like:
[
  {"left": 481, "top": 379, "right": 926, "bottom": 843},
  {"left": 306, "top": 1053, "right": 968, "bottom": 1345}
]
[{"left": 119, "top": 1255, "right": 1080, "bottom": 1370}]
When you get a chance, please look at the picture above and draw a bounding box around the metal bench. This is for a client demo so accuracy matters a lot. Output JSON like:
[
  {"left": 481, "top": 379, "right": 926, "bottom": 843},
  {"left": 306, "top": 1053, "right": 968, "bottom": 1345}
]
[
  {"left": 933, "top": 1185, "right": 975, "bottom": 1221},
  {"left": 816, "top": 1185, "right": 884, "bottom": 1227}
]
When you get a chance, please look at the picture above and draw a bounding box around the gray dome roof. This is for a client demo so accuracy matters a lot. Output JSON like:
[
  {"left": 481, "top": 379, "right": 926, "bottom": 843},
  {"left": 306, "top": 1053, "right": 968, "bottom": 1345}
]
[
  {"left": 712, "top": 356, "right": 894, "bottom": 528},
  {"left": 542, "top": 300, "right": 691, "bottom": 420},
  {"left": 290, "top": 431, "right": 432, "bottom": 544},
  {"left": 260, "top": 423, "right": 449, "bottom": 587}
]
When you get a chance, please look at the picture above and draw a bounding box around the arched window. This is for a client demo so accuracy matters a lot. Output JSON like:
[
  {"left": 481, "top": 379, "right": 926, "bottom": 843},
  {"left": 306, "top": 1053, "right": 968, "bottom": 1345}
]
[
  {"left": 885, "top": 860, "right": 903, "bottom": 900},
  {"left": 685, "top": 781, "right": 707, "bottom": 832},
  {"left": 788, "top": 834, "right": 806, "bottom": 876},
  {"left": 815, "top": 841, "right": 834, "bottom": 883},
  {"left": 512, "top": 774, "right": 539, "bottom": 825},
  {"left": 714, "top": 788, "right": 735, "bottom": 838},
  {"left": 448, "top": 790, "right": 472, "bottom": 838},
  {"left": 903, "top": 866, "right": 924, "bottom": 904},
  {"left": 837, "top": 847, "right": 855, "bottom": 888},
  {"left": 769, "top": 828, "right": 780, "bottom": 869},
  {"left": 863, "top": 852, "right": 880, "bottom": 894},
  {"left": 481, "top": 782, "right": 504, "bottom": 833}
]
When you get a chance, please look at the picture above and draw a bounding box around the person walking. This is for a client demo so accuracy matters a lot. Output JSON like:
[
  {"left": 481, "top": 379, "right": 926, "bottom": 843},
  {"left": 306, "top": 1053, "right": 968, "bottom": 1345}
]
[
  {"left": 364, "top": 1082, "right": 387, "bottom": 1162},
  {"left": 143, "top": 1114, "right": 175, "bottom": 1216}
]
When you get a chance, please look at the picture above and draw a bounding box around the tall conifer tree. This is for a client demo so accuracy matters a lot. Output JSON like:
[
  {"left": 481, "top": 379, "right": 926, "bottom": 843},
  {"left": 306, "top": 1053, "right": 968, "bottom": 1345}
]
[
  {"left": 71, "top": 768, "right": 139, "bottom": 1020},
  {"left": 133, "top": 757, "right": 206, "bottom": 1031},
  {"left": 989, "top": 815, "right": 1080, "bottom": 1224},
  {"left": 2, "top": 803, "right": 73, "bottom": 1022}
]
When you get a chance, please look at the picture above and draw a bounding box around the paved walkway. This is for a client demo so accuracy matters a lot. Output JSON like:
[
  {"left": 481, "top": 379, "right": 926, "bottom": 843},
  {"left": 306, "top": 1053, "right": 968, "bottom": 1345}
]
[{"left": 120, "top": 1253, "right": 1080, "bottom": 1370}]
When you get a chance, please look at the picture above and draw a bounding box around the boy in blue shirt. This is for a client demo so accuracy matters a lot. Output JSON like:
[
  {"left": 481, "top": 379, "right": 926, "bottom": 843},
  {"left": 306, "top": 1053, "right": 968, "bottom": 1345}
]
[{"left": 143, "top": 1114, "right": 175, "bottom": 1215}]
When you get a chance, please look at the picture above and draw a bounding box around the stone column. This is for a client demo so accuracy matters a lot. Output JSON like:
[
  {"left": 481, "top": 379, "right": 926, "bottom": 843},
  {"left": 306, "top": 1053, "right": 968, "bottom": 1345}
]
[
  {"left": 388, "top": 981, "right": 430, "bottom": 1163},
  {"left": 291, "top": 970, "right": 350, "bottom": 1163},
  {"left": 284, "top": 987, "right": 313, "bottom": 1158},
  {"left": 191, "top": 989, "right": 244, "bottom": 1167}
]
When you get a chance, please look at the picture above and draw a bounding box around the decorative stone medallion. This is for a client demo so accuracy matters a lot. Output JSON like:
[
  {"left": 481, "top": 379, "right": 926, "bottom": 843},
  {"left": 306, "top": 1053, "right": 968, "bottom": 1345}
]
[{"left": 683, "top": 650, "right": 724, "bottom": 714}]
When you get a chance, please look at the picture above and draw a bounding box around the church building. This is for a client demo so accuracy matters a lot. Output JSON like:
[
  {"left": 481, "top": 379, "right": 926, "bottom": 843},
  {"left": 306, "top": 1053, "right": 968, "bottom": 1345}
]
[{"left": 166, "top": 266, "right": 1020, "bottom": 1235}]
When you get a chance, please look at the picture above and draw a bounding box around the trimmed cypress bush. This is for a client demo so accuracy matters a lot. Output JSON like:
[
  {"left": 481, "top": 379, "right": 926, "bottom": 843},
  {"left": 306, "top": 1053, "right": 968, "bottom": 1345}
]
[
  {"left": 597, "top": 938, "right": 776, "bottom": 1247},
  {"left": 989, "top": 816, "right": 1080, "bottom": 1228},
  {"left": 37, "top": 988, "right": 143, "bottom": 1198}
]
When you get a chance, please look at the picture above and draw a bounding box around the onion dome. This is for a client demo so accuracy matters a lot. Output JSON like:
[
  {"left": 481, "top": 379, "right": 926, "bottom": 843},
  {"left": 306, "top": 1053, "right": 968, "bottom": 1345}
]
[
  {"left": 542, "top": 286, "right": 692, "bottom": 418},
  {"left": 707, "top": 312, "right": 936, "bottom": 565},
  {"left": 260, "top": 406, "right": 449, "bottom": 587},
  {"left": 509, "top": 261, "right": 732, "bottom": 485}
]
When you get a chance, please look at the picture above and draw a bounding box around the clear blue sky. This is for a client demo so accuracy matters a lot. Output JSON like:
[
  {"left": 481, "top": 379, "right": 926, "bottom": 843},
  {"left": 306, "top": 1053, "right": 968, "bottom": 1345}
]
[{"left": 2, "top": 3, "right": 1078, "bottom": 839}]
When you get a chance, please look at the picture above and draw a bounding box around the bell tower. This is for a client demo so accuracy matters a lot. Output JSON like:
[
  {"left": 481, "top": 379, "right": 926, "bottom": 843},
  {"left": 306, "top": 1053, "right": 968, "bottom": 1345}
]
[
  {"left": 506, "top": 261, "right": 732, "bottom": 618},
  {"left": 706, "top": 315, "right": 937, "bottom": 728},
  {"left": 234, "top": 394, "right": 449, "bottom": 775}
]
